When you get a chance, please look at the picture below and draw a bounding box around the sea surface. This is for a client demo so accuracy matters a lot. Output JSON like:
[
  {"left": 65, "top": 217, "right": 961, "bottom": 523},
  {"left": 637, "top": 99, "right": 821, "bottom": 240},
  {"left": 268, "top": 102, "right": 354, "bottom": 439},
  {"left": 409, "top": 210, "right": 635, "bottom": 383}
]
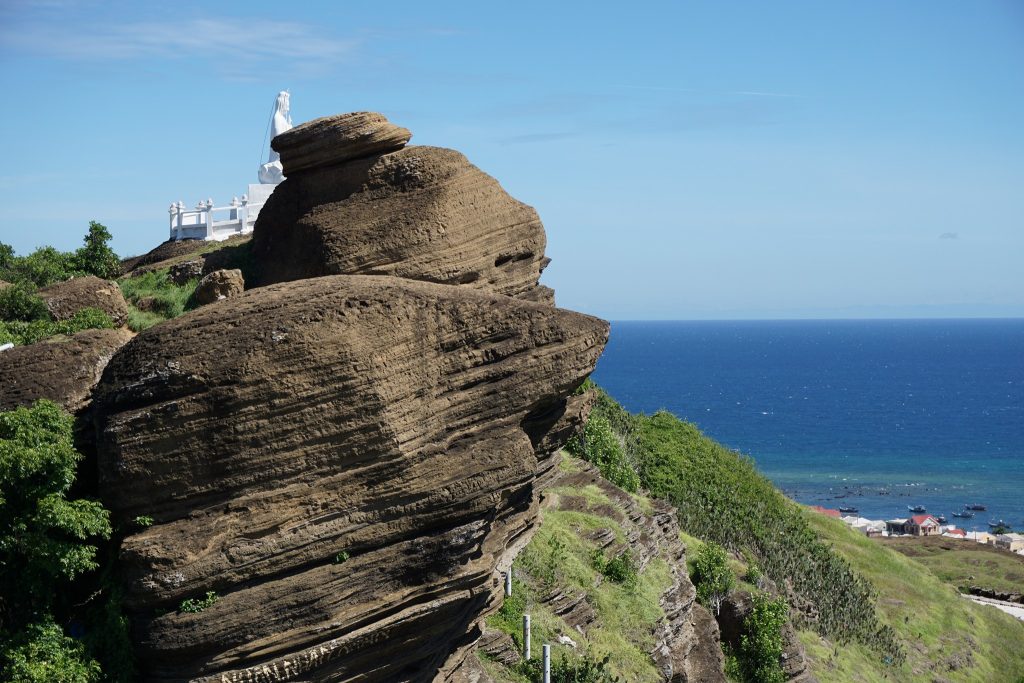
[{"left": 591, "top": 319, "right": 1024, "bottom": 531}]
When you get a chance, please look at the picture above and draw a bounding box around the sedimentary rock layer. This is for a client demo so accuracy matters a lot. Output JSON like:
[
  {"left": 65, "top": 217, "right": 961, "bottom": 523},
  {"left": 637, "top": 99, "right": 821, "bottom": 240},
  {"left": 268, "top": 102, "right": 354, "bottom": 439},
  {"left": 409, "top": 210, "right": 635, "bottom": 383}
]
[
  {"left": 92, "top": 275, "right": 607, "bottom": 682},
  {"left": 0, "top": 328, "right": 134, "bottom": 414},
  {"left": 38, "top": 275, "right": 130, "bottom": 327},
  {"left": 252, "top": 146, "right": 549, "bottom": 302},
  {"left": 273, "top": 112, "right": 412, "bottom": 175}
]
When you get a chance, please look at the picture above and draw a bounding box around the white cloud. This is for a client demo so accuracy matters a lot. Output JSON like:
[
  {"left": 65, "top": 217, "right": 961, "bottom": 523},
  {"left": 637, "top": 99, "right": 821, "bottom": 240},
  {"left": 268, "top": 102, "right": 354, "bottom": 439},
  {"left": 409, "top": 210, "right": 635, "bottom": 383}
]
[{"left": 0, "top": 17, "right": 357, "bottom": 76}]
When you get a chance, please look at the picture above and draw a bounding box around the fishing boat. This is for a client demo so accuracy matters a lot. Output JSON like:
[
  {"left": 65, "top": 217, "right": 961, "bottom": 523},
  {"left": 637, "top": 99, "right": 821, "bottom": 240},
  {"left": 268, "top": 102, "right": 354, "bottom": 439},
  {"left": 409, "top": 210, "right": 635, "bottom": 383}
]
[
  {"left": 952, "top": 510, "right": 974, "bottom": 519},
  {"left": 935, "top": 515, "right": 948, "bottom": 524},
  {"left": 966, "top": 504, "right": 987, "bottom": 511},
  {"left": 908, "top": 505, "right": 927, "bottom": 514},
  {"left": 838, "top": 506, "right": 859, "bottom": 514},
  {"left": 988, "top": 519, "right": 1007, "bottom": 529}
]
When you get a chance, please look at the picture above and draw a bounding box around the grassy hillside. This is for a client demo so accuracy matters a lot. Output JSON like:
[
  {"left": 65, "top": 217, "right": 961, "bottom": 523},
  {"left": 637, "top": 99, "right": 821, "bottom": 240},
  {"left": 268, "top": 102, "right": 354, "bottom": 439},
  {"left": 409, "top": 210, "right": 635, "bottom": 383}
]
[
  {"left": 800, "top": 512, "right": 1024, "bottom": 682},
  {"left": 572, "top": 385, "right": 1024, "bottom": 681},
  {"left": 480, "top": 456, "right": 684, "bottom": 683},
  {"left": 881, "top": 535, "right": 1024, "bottom": 596}
]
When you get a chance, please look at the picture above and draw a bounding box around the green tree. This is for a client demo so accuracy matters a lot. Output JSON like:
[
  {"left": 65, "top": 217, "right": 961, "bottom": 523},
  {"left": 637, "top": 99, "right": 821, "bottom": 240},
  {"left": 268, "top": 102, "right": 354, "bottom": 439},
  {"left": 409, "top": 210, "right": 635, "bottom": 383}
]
[
  {"left": 691, "top": 541, "right": 734, "bottom": 615},
  {"left": 0, "top": 401, "right": 112, "bottom": 681},
  {"left": 0, "top": 242, "right": 13, "bottom": 272},
  {"left": 5, "top": 246, "right": 75, "bottom": 288},
  {"left": 74, "top": 222, "right": 120, "bottom": 280}
]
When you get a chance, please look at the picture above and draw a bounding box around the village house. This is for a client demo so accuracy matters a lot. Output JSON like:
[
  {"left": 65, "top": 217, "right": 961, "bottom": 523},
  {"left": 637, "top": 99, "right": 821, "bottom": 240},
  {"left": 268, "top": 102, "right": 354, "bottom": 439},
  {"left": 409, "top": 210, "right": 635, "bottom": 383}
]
[
  {"left": 886, "top": 514, "right": 942, "bottom": 537},
  {"left": 965, "top": 531, "right": 995, "bottom": 544},
  {"left": 810, "top": 505, "right": 841, "bottom": 519},
  {"left": 995, "top": 533, "right": 1024, "bottom": 553},
  {"left": 942, "top": 528, "right": 967, "bottom": 539}
]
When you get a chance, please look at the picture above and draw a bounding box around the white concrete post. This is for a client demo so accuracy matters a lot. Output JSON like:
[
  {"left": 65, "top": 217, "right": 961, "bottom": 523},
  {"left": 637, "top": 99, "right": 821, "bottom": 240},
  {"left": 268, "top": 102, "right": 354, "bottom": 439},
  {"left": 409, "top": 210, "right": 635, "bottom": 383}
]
[
  {"left": 542, "top": 644, "right": 551, "bottom": 683},
  {"left": 505, "top": 570, "right": 513, "bottom": 597},
  {"left": 522, "top": 614, "right": 531, "bottom": 660}
]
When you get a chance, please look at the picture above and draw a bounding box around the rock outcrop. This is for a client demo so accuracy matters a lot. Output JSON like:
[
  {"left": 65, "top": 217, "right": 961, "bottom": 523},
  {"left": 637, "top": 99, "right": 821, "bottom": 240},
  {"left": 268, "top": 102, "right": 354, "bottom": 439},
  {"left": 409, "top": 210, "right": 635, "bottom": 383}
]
[
  {"left": 252, "top": 115, "right": 549, "bottom": 303},
  {"left": 92, "top": 275, "right": 608, "bottom": 682},
  {"left": 0, "top": 328, "right": 134, "bottom": 414},
  {"left": 192, "top": 268, "right": 244, "bottom": 305},
  {"left": 38, "top": 275, "right": 130, "bottom": 327},
  {"left": 272, "top": 112, "right": 413, "bottom": 175},
  {"left": 718, "top": 591, "right": 816, "bottom": 682}
]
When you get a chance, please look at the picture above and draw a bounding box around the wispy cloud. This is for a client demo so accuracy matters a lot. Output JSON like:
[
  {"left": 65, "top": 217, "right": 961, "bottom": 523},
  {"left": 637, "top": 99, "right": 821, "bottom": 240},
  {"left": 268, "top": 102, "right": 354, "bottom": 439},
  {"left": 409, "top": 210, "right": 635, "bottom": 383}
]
[
  {"left": 938, "top": 232, "right": 959, "bottom": 240},
  {"left": 0, "top": 17, "right": 358, "bottom": 77}
]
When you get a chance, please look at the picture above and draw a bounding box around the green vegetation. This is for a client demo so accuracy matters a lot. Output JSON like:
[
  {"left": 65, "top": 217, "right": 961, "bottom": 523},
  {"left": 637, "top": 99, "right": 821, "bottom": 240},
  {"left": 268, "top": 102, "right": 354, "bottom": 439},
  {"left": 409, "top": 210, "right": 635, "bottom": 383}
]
[
  {"left": 0, "top": 308, "right": 116, "bottom": 346},
  {"left": 582, "top": 387, "right": 902, "bottom": 664},
  {"left": 484, "top": 460, "right": 675, "bottom": 682},
  {"left": 0, "top": 224, "right": 123, "bottom": 346},
  {"left": 133, "top": 516, "right": 154, "bottom": 528},
  {"left": 566, "top": 413, "right": 640, "bottom": 492},
  {"left": 591, "top": 549, "right": 638, "bottom": 589},
  {"left": 735, "top": 593, "right": 788, "bottom": 683},
  {"left": 0, "top": 401, "right": 130, "bottom": 682},
  {"left": 799, "top": 511, "right": 1024, "bottom": 682},
  {"left": 881, "top": 535, "right": 1024, "bottom": 595},
  {"left": 333, "top": 550, "right": 350, "bottom": 564},
  {"left": 179, "top": 591, "right": 219, "bottom": 614},
  {"left": 0, "top": 222, "right": 121, "bottom": 289},
  {"left": 691, "top": 541, "right": 735, "bottom": 615},
  {"left": 118, "top": 269, "right": 199, "bottom": 331}
]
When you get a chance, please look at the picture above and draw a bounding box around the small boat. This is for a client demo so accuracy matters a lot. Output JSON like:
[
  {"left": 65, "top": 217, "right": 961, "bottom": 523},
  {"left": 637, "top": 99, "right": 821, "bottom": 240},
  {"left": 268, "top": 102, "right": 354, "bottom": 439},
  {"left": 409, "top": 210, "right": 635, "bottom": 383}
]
[
  {"left": 952, "top": 510, "right": 974, "bottom": 519},
  {"left": 935, "top": 516, "right": 948, "bottom": 524},
  {"left": 838, "top": 506, "right": 859, "bottom": 514},
  {"left": 908, "top": 505, "right": 927, "bottom": 514},
  {"left": 966, "top": 504, "right": 987, "bottom": 511},
  {"left": 988, "top": 520, "right": 1008, "bottom": 529}
]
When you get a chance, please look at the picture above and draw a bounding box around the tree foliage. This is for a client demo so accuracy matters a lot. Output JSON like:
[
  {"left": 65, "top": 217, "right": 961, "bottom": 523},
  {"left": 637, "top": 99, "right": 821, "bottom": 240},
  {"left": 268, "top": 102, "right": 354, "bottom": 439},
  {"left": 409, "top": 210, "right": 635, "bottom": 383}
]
[
  {"left": 566, "top": 414, "right": 640, "bottom": 492},
  {"left": 691, "top": 541, "right": 734, "bottom": 615},
  {"left": 0, "top": 284, "right": 49, "bottom": 323},
  {"left": 0, "top": 401, "right": 113, "bottom": 682},
  {"left": 736, "top": 593, "right": 789, "bottom": 683},
  {"left": 73, "top": 222, "right": 121, "bottom": 280},
  {"left": 0, "top": 221, "right": 120, "bottom": 290}
]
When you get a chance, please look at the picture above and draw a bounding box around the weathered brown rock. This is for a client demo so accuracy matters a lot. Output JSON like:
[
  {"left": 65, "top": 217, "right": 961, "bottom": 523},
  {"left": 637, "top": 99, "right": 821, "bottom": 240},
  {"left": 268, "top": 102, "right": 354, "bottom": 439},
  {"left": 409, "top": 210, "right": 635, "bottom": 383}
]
[
  {"left": 167, "top": 259, "right": 204, "bottom": 285},
  {"left": 191, "top": 268, "right": 244, "bottom": 305},
  {"left": 253, "top": 145, "right": 549, "bottom": 301},
  {"left": 273, "top": 111, "right": 412, "bottom": 175},
  {"left": 0, "top": 328, "right": 134, "bottom": 414},
  {"left": 38, "top": 275, "right": 129, "bottom": 327},
  {"left": 0, "top": 279, "right": 11, "bottom": 289},
  {"left": 92, "top": 275, "right": 607, "bottom": 682}
]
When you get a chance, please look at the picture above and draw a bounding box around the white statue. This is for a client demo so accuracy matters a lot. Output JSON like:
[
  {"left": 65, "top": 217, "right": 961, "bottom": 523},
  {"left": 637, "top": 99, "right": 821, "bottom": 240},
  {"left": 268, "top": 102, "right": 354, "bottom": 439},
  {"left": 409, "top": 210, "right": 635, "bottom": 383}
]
[{"left": 258, "top": 91, "right": 292, "bottom": 184}]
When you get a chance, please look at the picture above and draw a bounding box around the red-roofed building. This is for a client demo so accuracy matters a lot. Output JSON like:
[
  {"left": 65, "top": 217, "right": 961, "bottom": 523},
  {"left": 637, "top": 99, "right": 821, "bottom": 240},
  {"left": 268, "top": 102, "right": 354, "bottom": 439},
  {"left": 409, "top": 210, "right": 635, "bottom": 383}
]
[
  {"left": 943, "top": 528, "right": 967, "bottom": 538},
  {"left": 886, "top": 515, "right": 941, "bottom": 536},
  {"left": 810, "top": 505, "right": 841, "bottom": 519}
]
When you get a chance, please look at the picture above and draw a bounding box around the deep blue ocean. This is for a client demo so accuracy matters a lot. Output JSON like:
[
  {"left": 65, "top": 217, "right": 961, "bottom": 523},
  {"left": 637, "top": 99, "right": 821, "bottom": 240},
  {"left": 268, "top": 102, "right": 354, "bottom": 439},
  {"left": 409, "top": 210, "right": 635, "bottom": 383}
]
[{"left": 591, "top": 319, "right": 1024, "bottom": 531}]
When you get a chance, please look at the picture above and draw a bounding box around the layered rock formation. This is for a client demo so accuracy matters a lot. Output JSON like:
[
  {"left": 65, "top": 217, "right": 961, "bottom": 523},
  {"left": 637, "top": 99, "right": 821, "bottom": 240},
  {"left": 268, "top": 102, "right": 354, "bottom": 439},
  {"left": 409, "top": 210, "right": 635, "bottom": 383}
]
[
  {"left": 192, "top": 268, "right": 244, "bottom": 305},
  {"left": 251, "top": 114, "right": 550, "bottom": 303},
  {"left": 38, "top": 275, "right": 130, "bottom": 327},
  {"left": 0, "top": 327, "right": 133, "bottom": 414},
  {"left": 93, "top": 275, "right": 607, "bottom": 681}
]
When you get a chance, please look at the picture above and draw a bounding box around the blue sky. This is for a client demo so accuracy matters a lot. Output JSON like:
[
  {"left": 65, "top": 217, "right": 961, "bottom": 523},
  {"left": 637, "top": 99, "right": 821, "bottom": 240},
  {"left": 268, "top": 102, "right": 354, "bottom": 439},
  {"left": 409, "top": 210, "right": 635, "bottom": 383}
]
[{"left": 0, "top": 0, "right": 1021, "bottom": 319}]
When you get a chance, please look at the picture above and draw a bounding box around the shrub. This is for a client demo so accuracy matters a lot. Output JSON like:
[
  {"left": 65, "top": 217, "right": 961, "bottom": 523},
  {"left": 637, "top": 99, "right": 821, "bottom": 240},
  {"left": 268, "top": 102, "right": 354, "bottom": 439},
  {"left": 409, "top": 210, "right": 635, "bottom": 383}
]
[
  {"left": 591, "top": 549, "right": 638, "bottom": 589},
  {"left": 566, "top": 414, "right": 640, "bottom": 493},
  {"left": 691, "top": 542, "right": 734, "bottom": 615},
  {"left": 737, "top": 593, "right": 789, "bottom": 683},
  {"left": 0, "top": 307, "right": 115, "bottom": 346},
  {"left": 0, "top": 284, "right": 49, "bottom": 322},
  {"left": 133, "top": 516, "right": 154, "bottom": 528},
  {"left": 1, "top": 246, "right": 76, "bottom": 288},
  {"left": 515, "top": 650, "right": 621, "bottom": 682},
  {"left": 73, "top": 222, "right": 120, "bottom": 280},
  {"left": 1, "top": 619, "right": 101, "bottom": 683},
  {"left": 333, "top": 551, "right": 350, "bottom": 564},
  {"left": 179, "top": 591, "right": 218, "bottom": 613}
]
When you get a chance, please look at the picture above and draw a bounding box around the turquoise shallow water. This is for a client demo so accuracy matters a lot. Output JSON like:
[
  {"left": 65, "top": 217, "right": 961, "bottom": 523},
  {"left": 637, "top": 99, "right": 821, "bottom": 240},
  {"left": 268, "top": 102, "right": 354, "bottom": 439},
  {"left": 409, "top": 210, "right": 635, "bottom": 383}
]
[{"left": 590, "top": 319, "right": 1024, "bottom": 530}]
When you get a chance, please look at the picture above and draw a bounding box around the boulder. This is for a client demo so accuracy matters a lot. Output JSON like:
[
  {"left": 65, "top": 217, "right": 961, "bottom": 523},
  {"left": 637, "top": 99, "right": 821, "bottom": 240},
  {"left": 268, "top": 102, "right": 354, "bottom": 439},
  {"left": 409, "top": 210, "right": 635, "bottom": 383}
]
[
  {"left": 38, "top": 275, "right": 129, "bottom": 327},
  {"left": 92, "top": 274, "right": 608, "bottom": 682},
  {"left": 273, "top": 111, "right": 412, "bottom": 175},
  {"left": 167, "top": 259, "right": 204, "bottom": 285},
  {"left": 0, "top": 328, "right": 134, "bottom": 414},
  {"left": 252, "top": 145, "right": 549, "bottom": 301},
  {"left": 191, "top": 268, "right": 244, "bottom": 305}
]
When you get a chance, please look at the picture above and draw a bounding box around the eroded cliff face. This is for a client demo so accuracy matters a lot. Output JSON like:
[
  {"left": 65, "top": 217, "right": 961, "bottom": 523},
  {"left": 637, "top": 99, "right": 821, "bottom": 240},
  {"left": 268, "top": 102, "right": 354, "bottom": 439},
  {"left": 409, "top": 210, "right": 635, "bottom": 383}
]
[{"left": 91, "top": 112, "right": 609, "bottom": 681}]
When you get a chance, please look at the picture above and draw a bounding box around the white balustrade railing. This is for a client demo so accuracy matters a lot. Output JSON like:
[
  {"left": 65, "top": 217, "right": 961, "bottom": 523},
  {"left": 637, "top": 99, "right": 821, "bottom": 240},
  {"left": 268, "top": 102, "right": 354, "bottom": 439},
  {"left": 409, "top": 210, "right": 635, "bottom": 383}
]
[{"left": 168, "top": 195, "right": 267, "bottom": 242}]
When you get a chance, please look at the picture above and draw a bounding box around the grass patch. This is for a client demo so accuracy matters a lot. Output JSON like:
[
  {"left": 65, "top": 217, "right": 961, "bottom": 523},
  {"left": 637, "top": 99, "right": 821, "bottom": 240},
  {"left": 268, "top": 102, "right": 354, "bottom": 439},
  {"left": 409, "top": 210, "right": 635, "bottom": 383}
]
[
  {"left": 0, "top": 307, "right": 115, "bottom": 345},
  {"left": 799, "top": 511, "right": 1024, "bottom": 682},
  {"left": 118, "top": 269, "right": 198, "bottom": 331},
  {"left": 880, "top": 535, "right": 1024, "bottom": 595}
]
